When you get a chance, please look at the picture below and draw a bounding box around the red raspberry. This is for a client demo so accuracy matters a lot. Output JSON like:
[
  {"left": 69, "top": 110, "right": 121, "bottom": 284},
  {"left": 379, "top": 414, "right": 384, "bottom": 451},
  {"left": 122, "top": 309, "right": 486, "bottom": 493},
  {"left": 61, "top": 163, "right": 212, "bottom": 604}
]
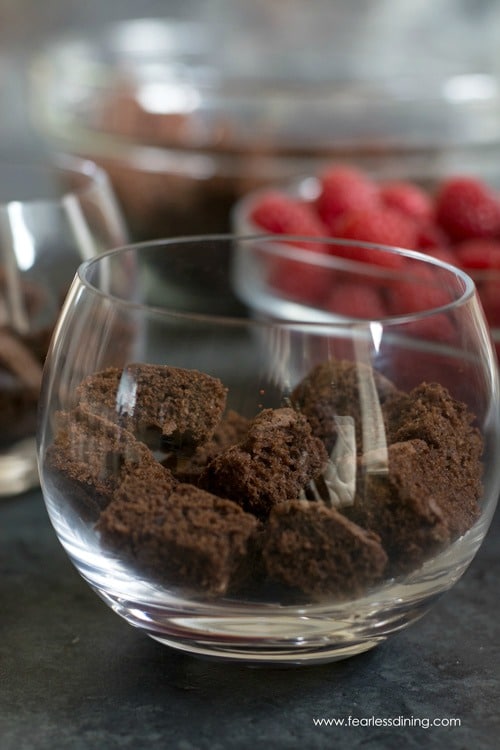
[
  {"left": 454, "top": 238, "right": 500, "bottom": 270},
  {"left": 331, "top": 207, "right": 418, "bottom": 268},
  {"left": 386, "top": 264, "right": 452, "bottom": 316},
  {"left": 325, "top": 282, "right": 387, "bottom": 320},
  {"left": 479, "top": 279, "right": 500, "bottom": 326},
  {"left": 315, "top": 165, "right": 379, "bottom": 230},
  {"left": 267, "top": 260, "right": 333, "bottom": 306},
  {"left": 250, "top": 191, "right": 328, "bottom": 250},
  {"left": 424, "top": 246, "right": 458, "bottom": 267},
  {"left": 397, "top": 312, "right": 457, "bottom": 347},
  {"left": 434, "top": 176, "right": 500, "bottom": 241},
  {"left": 386, "top": 266, "right": 457, "bottom": 344},
  {"left": 380, "top": 180, "right": 433, "bottom": 221},
  {"left": 415, "top": 220, "right": 449, "bottom": 250}
]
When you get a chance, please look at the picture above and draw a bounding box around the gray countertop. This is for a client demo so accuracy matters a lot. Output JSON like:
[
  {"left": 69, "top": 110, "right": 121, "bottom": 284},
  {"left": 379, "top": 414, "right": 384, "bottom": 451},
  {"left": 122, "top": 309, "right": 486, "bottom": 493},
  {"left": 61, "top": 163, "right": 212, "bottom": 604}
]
[{"left": 1, "top": 487, "right": 499, "bottom": 749}]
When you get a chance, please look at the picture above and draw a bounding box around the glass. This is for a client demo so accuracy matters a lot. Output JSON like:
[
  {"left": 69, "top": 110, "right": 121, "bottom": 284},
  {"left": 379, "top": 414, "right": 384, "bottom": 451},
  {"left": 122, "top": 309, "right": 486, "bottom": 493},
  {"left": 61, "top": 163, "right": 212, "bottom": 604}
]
[
  {"left": 0, "top": 155, "right": 127, "bottom": 496},
  {"left": 37, "top": 235, "right": 500, "bottom": 665},
  {"left": 232, "top": 172, "right": 500, "bottom": 359},
  {"left": 30, "top": 15, "right": 500, "bottom": 240}
]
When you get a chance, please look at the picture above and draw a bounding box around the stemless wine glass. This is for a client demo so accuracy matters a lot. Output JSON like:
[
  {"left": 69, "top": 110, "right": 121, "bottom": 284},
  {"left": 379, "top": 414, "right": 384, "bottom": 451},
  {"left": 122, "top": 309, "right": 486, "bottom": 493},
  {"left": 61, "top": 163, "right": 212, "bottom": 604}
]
[
  {"left": 0, "top": 155, "right": 128, "bottom": 496},
  {"left": 37, "top": 235, "right": 500, "bottom": 665}
]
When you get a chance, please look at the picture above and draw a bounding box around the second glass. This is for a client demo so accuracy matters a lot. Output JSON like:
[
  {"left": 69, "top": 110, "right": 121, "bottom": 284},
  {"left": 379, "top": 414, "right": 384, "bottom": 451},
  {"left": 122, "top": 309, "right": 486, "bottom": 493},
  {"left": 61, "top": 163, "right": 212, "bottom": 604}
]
[{"left": 0, "top": 155, "right": 127, "bottom": 495}]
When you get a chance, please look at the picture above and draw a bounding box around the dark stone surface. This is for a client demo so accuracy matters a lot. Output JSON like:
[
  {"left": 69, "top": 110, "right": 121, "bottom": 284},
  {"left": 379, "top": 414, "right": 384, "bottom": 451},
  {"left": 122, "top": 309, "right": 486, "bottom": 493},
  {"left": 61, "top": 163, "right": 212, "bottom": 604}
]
[{"left": 0, "top": 489, "right": 499, "bottom": 750}]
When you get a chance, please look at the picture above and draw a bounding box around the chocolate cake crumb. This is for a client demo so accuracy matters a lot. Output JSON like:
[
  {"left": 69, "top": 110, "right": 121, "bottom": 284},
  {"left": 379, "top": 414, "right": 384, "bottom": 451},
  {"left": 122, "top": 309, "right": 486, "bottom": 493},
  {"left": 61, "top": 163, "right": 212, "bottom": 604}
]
[
  {"left": 291, "top": 359, "right": 398, "bottom": 452},
  {"left": 98, "top": 480, "right": 259, "bottom": 596},
  {"left": 199, "top": 407, "right": 328, "bottom": 517},
  {"left": 45, "top": 408, "right": 161, "bottom": 519},
  {"left": 262, "top": 500, "right": 388, "bottom": 599},
  {"left": 76, "top": 363, "right": 228, "bottom": 453}
]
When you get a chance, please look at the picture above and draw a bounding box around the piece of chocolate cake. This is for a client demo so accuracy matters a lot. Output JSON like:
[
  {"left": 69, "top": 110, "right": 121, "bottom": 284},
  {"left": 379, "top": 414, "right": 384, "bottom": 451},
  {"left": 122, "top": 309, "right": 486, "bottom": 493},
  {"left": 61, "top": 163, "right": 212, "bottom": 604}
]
[
  {"left": 0, "top": 325, "right": 50, "bottom": 446},
  {"left": 382, "top": 381, "right": 483, "bottom": 538},
  {"left": 262, "top": 500, "right": 388, "bottom": 599},
  {"left": 291, "top": 359, "right": 399, "bottom": 453},
  {"left": 44, "top": 408, "right": 162, "bottom": 519},
  {"left": 385, "top": 380, "right": 482, "bottom": 446},
  {"left": 199, "top": 407, "right": 328, "bottom": 517},
  {"left": 347, "top": 438, "right": 478, "bottom": 574},
  {"left": 76, "top": 363, "right": 228, "bottom": 453},
  {"left": 98, "top": 479, "right": 259, "bottom": 596},
  {"left": 171, "top": 409, "right": 250, "bottom": 483}
]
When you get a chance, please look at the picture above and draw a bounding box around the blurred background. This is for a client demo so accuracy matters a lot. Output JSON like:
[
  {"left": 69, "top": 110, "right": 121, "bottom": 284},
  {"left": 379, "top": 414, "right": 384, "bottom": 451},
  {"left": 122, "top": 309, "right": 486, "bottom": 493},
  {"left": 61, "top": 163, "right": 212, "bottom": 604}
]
[
  {"left": 0, "top": 0, "right": 197, "bottom": 156},
  {"left": 1, "top": 0, "right": 499, "bottom": 161}
]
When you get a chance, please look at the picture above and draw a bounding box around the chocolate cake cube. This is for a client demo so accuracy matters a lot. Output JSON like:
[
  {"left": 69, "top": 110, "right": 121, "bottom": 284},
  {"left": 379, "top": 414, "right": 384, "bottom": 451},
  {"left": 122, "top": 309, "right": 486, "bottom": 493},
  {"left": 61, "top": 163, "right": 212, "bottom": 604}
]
[
  {"left": 291, "top": 359, "right": 399, "bottom": 453},
  {"left": 45, "top": 408, "right": 162, "bottom": 519},
  {"left": 347, "top": 439, "right": 476, "bottom": 574},
  {"left": 200, "top": 407, "right": 328, "bottom": 517},
  {"left": 382, "top": 381, "right": 483, "bottom": 539},
  {"left": 76, "top": 363, "right": 228, "bottom": 453},
  {"left": 98, "top": 480, "right": 259, "bottom": 596},
  {"left": 384, "top": 382, "right": 483, "bottom": 468},
  {"left": 0, "top": 325, "right": 52, "bottom": 446},
  {"left": 172, "top": 409, "right": 250, "bottom": 483},
  {"left": 262, "top": 500, "right": 388, "bottom": 599}
]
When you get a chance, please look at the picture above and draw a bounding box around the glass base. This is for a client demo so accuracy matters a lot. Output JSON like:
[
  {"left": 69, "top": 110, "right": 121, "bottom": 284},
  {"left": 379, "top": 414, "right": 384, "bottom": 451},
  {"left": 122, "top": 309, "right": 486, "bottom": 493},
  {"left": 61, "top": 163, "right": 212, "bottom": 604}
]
[
  {"left": 0, "top": 437, "right": 39, "bottom": 496},
  {"left": 96, "top": 589, "right": 435, "bottom": 665},
  {"left": 148, "top": 633, "right": 383, "bottom": 665}
]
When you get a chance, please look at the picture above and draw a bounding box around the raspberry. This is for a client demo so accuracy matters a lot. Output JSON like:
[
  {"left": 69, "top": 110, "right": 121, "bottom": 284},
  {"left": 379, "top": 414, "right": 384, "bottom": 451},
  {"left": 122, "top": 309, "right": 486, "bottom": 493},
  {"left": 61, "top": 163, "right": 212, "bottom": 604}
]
[
  {"left": 325, "top": 282, "right": 387, "bottom": 320},
  {"left": 480, "top": 279, "right": 500, "bottom": 326},
  {"left": 397, "top": 312, "right": 457, "bottom": 348},
  {"left": 415, "top": 220, "right": 449, "bottom": 250},
  {"left": 267, "top": 258, "right": 334, "bottom": 306},
  {"left": 434, "top": 176, "right": 500, "bottom": 241},
  {"left": 386, "top": 266, "right": 457, "bottom": 344},
  {"left": 331, "top": 207, "right": 418, "bottom": 268},
  {"left": 250, "top": 191, "right": 329, "bottom": 250},
  {"left": 315, "top": 165, "right": 379, "bottom": 230},
  {"left": 424, "top": 246, "right": 458, "bottom": 267},
  {"left": 386, "top": 265, "right": 452, "bottom": 316},
  {"left": 454, "top": 238, "right": 500, "bottom": 270},
  {"left": 380, "top": 180, "right": 433, "bottom": 221}
]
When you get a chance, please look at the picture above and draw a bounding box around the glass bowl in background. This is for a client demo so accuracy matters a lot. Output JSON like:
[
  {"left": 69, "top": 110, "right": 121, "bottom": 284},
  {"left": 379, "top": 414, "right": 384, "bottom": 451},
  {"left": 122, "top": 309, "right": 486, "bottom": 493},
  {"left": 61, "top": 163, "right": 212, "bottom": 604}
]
[
  {"left": 0, "top": 155, "right": 127, "bottom": 496},
  {"left": 28, "top": 10, "right": 500, "bottom": 240},
  {"left": 37, "top": 235, "right": 500, "bottom": 664},
  {"left": 232, "top": 169, "right": 500, "bottom": 359}
]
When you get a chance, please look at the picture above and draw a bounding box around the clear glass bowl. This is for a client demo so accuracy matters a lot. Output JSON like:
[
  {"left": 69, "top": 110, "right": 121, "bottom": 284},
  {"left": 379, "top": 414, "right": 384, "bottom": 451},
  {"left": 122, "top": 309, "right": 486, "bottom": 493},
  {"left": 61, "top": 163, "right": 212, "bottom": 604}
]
[
  {"left": 233, "top": 172, "right": 500, "bottom": 359},
  {"left": 29, "top": 14, "right": 500, "bottom": 240},
  {"left": 0, "top": 155, "right": 127, "bottom": 496},
  {"left": 37, "top": 235, "right": 500, "bottom": 664}
]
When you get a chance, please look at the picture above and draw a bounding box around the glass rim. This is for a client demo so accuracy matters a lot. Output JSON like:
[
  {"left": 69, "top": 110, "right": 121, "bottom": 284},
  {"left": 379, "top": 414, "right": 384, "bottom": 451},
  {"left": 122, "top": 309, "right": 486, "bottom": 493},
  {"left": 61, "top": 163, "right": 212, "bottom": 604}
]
[
  {"left": 76, "top": 233, "right": 477, "bottom": 327},
  {"left": 0, "top": 152, "right": 114, "bottom": 208}
]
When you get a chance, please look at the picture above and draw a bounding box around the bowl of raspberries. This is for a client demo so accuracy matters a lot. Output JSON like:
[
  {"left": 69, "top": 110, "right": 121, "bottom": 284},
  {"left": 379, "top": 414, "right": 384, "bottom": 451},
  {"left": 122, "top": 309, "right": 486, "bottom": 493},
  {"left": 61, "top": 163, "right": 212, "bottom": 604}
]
[{"left": 234, "top": 163, "right": 500, "bottom": 356}]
